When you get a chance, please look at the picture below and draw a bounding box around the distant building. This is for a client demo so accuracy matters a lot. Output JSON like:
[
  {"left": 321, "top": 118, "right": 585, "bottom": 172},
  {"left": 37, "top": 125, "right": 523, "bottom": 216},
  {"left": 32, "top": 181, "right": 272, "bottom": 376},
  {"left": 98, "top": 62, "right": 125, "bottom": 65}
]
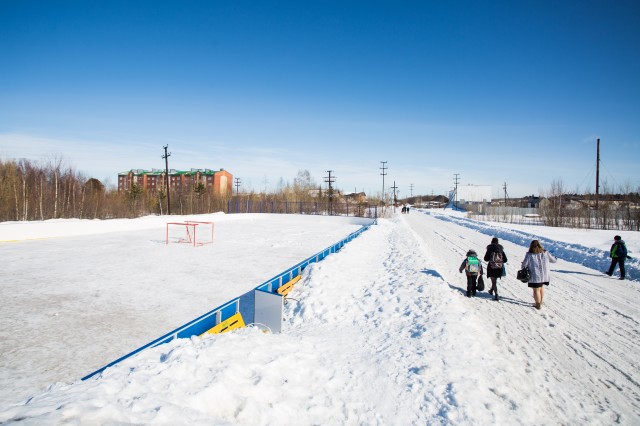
[
  {"left": 456, "top": 184, "right": 492, "bottom": 204},
  {"left": 308, "top": 188, "right": 343, "bottom": 199},
  {"left": 344, "top": 192, "right": 367, "bottom": 203},
  {"left": 118, "top": 168, "right": 233, "bottom": 196}
]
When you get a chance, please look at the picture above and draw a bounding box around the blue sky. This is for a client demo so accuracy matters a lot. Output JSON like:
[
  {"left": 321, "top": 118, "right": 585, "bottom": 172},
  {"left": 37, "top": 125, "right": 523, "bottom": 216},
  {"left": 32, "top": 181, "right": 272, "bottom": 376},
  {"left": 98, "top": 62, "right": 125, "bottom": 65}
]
[{"left": 1, "top": 0, "right": 639, "bottom": 198}]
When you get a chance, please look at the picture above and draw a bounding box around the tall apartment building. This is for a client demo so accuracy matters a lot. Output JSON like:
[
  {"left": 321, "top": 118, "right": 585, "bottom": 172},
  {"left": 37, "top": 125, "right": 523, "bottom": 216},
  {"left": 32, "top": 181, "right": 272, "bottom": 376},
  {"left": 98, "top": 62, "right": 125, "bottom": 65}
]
[{"left": 118, "top": 168, "right": 233, "bottom": 196}]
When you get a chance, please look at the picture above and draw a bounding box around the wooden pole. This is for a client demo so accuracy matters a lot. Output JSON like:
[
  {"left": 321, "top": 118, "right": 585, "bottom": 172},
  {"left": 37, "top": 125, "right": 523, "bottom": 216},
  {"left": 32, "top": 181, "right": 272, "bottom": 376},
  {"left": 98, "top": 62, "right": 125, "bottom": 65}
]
[
  {"left": 163, "top": 145, "right": 171, "bottom": 215},
  {"left": 596, "top": 138, "right": 600, "bottom": 210}
]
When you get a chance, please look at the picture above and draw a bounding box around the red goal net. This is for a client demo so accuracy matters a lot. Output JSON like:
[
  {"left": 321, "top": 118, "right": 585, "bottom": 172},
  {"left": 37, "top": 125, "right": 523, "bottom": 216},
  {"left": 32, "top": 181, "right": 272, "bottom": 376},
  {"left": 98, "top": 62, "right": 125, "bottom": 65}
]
[{"left": 166, "top": 221, "right": 214, "bottom": 246}]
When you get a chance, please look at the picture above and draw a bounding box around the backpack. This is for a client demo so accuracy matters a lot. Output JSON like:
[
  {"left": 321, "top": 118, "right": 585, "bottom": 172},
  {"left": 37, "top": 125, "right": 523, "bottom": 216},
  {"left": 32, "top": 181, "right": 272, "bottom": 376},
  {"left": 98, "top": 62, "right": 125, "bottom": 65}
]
[
  {"left": 466, "top": 256, "right": 480, "bottom": 275},
  {"left": 620, "top": 243, "right": 628, "bottom": 258},
  {"left": 613, "top": 242, "right": 627, "bottom": 258},
  {"left": 489, "top": 251, "right": 504, "bottom": 269}
]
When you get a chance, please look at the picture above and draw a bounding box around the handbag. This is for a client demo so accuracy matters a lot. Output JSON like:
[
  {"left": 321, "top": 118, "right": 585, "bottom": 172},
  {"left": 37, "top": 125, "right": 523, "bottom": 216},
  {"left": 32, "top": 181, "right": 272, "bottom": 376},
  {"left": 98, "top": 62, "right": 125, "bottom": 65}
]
[
  {"left": 517, "top": 267, "right": 531, "bottom": 283},
  {"left": 476, "top": 276, "right": 485, "bottom": 291}
]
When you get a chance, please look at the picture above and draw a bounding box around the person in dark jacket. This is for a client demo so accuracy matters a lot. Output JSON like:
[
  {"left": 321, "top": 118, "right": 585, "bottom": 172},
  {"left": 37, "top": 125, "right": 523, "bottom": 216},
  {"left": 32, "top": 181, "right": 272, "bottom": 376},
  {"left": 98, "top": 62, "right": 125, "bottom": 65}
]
[
  {"left": 483, "top": 237, "right": 508, "bottom": 301},
  {"left": 606, "top": 235, "right": 628, "bottom": 280},
  {"left": 459, "top": 249, "right": 484, "bottom": 298}
]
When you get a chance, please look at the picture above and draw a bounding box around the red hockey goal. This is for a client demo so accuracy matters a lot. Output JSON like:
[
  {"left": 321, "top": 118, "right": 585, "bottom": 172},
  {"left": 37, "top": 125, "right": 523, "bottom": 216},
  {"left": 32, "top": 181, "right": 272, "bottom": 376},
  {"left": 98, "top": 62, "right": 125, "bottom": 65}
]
[{"left": 166, "top": 221, "right": 214, "bottom": 246}]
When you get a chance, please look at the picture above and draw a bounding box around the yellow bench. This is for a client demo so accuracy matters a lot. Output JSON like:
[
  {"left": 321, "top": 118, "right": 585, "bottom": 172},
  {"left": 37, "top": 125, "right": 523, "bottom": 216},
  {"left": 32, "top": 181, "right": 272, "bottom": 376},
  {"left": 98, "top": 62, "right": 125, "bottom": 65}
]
[
  {"left": 202, "top": 312, "right": 245, "bottom": 335},
  {"left": 276, "top": 275, "right": 301, "bottom": 298}
]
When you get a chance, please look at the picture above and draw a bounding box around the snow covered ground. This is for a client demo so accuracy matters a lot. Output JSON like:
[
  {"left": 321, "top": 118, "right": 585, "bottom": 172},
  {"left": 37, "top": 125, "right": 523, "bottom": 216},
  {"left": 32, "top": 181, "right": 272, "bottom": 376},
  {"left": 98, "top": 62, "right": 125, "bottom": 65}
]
[{"left": 1, "top": 210, "right": 638, "bottom": 425}]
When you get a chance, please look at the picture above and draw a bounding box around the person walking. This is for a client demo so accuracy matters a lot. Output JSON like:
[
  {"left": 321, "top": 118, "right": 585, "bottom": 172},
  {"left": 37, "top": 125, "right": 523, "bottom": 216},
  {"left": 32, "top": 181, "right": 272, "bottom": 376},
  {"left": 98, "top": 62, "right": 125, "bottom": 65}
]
[
  {"left": 521, "top": 240, "right": 557, "bottom": 310},
  {"left": 483, "top": 237, "right": 508, "bottom": 301},
  {"left": 606, "top": 235, "right": 628, "bottom": 280},
  {"left": 459, "top": 249, "right": 484, "bottom": 298}
]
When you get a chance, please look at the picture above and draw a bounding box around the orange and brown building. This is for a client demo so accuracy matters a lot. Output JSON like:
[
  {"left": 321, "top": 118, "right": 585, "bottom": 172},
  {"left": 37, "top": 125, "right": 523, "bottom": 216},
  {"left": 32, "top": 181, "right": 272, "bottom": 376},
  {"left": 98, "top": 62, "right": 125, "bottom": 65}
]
[{"left": 118, "top": 168, "right": 233, "bottom": 196}]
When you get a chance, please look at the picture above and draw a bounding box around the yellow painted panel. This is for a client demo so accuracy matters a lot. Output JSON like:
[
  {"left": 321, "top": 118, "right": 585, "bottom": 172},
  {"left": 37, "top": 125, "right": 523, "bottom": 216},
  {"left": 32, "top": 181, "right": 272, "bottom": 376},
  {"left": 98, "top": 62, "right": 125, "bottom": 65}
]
[
  {"left": 276, "top": 275, "right": 301, "bottom": 297},
  {"left": 202, "top": 312, "right": 245, "bottom": 335}
]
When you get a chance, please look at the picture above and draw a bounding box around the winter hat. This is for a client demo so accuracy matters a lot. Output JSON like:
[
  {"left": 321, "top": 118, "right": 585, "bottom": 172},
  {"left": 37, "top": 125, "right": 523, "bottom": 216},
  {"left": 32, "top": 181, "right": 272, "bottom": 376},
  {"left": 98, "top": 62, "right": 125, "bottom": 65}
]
[
  {"left": 491, "top": 237, "right": 499, "bottom": 244},
  {"left": 466, "top": 249, "right": 477, "bottom": 256},
  {"left": 614, "top": 235, "right": 622, "bottom": 241}
]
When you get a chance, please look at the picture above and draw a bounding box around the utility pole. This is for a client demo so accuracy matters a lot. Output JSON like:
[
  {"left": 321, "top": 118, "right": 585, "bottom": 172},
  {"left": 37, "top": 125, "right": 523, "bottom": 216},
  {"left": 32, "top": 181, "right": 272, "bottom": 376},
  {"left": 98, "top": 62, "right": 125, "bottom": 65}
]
[
  {"left": 162, "top": 145, "right": 171, "bottom": 215},
  {"left": 391, "top": 181, "right": 398, "bottom": 212},
  {"left": 234, "top": 177, "right": 241, "bottom": 194},
  {"left": 325, "top": 170, "right": 336, "bottom": 215},
  {"left": 453, "top": 173, "right": 460, "bottom": 210},
  {"left": 596, "top": 138, "right": 600, "bottom": 210},
  {"left": 380, "top": 161, "right": 387, "bottom": 206},
  {"left": 503, "top": 182, "right": 508, "bottom": 207},
  {"left": 410, "top": 183, "right": 414, "bottom": 198}
]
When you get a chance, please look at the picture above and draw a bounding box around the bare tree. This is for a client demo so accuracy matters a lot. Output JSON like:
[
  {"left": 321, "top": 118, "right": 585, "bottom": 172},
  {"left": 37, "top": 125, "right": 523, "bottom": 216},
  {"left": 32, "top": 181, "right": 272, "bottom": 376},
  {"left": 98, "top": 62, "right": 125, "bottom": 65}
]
[{"left": 540, "top": 179, "right": 565, "bottom": 227}]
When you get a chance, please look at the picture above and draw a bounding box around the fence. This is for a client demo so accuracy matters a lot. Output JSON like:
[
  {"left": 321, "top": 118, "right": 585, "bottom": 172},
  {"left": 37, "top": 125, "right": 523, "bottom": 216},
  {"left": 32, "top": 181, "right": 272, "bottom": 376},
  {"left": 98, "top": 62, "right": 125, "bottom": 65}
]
[
  {"left": 466, "top": 206, "right": 544, "bottom": 225},
  {"left": 82, "top": 220, "right": 374, "bottom": 381},
  {"left": 227, "top": 200, "right": 378, "bottom": 219}
]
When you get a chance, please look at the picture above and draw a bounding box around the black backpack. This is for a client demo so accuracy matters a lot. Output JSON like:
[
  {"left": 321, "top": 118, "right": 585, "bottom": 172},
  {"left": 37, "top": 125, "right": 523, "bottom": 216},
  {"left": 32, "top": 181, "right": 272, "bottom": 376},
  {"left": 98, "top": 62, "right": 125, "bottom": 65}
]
[
  {"left": 616, "top": 242, "right": 628, "bottom": 258},
  {"left": 489, "top": 251, "right": 504, "bottom": 269}
]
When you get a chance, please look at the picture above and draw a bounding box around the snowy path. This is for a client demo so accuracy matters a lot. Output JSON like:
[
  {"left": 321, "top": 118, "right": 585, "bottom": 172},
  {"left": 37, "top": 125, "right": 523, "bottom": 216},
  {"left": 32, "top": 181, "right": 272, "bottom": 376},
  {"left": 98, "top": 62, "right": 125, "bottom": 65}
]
[
  {"left": 1, "top": 213, "right": 639, "bottom": 424},
  {"left": 403, "top": 211, "right": 640, "bottom": 424}
]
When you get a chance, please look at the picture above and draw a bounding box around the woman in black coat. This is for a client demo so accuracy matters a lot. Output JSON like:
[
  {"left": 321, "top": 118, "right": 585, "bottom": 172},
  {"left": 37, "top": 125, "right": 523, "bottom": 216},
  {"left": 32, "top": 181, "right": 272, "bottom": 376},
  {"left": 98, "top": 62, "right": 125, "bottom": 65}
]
[{"left": 483, "top": 237, "right": 508, "bottom": 301}]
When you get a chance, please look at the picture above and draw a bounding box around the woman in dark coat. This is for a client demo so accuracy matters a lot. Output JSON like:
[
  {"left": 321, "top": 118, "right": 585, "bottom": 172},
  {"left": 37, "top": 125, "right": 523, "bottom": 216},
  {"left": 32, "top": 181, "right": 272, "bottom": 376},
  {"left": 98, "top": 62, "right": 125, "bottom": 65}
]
[{"left": 483, "top": 237, "right": 508, "bottom": 301}]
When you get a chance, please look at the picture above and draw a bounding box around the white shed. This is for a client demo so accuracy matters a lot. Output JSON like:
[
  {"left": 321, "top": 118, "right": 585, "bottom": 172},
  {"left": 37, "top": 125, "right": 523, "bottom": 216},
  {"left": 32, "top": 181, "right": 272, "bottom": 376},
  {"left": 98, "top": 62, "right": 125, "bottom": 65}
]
[{"left": 456, "top": 185, "right": 492, "bottom": 204}]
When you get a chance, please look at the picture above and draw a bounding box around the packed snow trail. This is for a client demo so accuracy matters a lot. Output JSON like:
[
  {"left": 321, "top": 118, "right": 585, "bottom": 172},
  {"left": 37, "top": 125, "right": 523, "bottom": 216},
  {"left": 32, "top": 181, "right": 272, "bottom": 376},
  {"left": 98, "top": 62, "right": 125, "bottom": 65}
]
[
  {"left": 402, "top": 211, "right": 640, "bottom": 424},
  {"left": 1, "top": 213, "right": 639, "bottom": 424},
  {"left": 284, "top": 215, "right": 515, "bottom": 423}
]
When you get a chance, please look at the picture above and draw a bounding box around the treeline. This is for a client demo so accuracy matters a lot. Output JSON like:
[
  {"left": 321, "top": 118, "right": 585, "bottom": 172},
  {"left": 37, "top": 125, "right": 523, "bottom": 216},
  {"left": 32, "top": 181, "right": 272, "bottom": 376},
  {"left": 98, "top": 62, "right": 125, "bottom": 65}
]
[
  {"left": 8, "top": 158, "right": 635, "bottom": 229},
  {"left": 540, "top": 179, "right": 640, "bottom": 231},
  {"left": 0, "top": 160, "right": 374, "bottom": 222},
  {"left": 0, "top": 158, "right": 233, "bottom": 221}
]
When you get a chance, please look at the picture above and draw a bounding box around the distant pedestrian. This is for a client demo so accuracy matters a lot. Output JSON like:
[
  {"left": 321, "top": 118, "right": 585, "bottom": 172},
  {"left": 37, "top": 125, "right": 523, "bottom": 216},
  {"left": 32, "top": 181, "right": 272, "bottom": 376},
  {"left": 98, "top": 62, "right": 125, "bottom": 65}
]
[
  {"left": 606, "top": 235, "right": 627, "bottom": 280},
  {"left": 521, "top": 240, "right": 557, "bottom": 310},
  {"left": 483, "top": 237, "right": 508, "bottom": 301},
  {"left": 459, "top": 249, "right": 484, "bottom": 298}
]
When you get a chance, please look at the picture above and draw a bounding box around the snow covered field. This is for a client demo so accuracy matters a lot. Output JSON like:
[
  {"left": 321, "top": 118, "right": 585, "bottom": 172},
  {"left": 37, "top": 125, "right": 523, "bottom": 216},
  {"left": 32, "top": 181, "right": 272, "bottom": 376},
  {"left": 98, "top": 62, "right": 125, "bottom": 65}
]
[{"left": 1, "top": 210, "right": 639, "bottom": 425}]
